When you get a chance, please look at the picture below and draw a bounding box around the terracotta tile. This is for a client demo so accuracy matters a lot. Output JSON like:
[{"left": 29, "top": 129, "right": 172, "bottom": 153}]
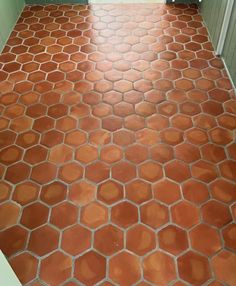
[
  {"left": 201, "top": 143, "right": 226, "bottom": 163},
  {"left": 127, "top": 224, "right": 156, "bottom": 255},
  {"left": 161, "top": 128, "right": 183, "bottom": 145},
  {"left": 86, "top": 162, "right": 109, "bottom": 183},
  {"left": 98, "top": 180, "right": 123, "bottom": 205},
  {"left": 171, "top": 201, "right": 199, "bottom": 229},
  {"left": 111, "top": 201, "right": 138, "bottom": 228},
  {"left": 192, "top": 160, "right": 218, "bottom": 183},
  {"left": 41, "top": 130, "right": 64, "bottom": 147},
  {"left": 5, "top": 162, "right": 30, "bottom": 184},
  {"left": 210, "top": 127, "right": 232, "bottom": 145},
  {"left": 212, "top": 251, "right": 236, "bottom": 286},
  {"left": 139, "top": 161, "right": 163, "bottom": 182},
  {"left": 141, "top": 201, "right": 168, "bottom": 229},
  {"left": 222, "top": 224, "right": 236, "bottom": 250},
  {"left": 31, "top": 162, "right": 57, "bottom": 184},
  {"left": 178, "top": 251, "right": 211, "bottom": 285},
  {"left": 33, "top": 116, "right": 54, "bottom": 133},
  {"left": 124, "top": 90, "right": 142, "bottom": 104},
  {"left": 69, "top": 181, "right": 95, "bottom": 206},
  {"left": 40, "top": 251, "right": 72, "bottom": 285},
  {"left": 48, "top": 103, "right": 68, "bottom": 118},
  {"left": 113, "top": 130, "right": 134, "bottom": 146},
  {"left": 94, "top": 225, "right": 123, "bottom": 255},
  {"left": 143, "top": 251, "right": 176, "bottom": 285},
  {"left": 100, "top": 145, "right": 122, "bottom": 163},
  {"left": 220, "top": 160, "right": 236, "bottom": 181},
  {"left": 62, "top": 282, "right": 78, "bottom": 286},
  {"left": 41, "top": 91, "right": 60, "bottom": 106},
  {"left": 75, "top": 251, "right": 106, "bottom": 285},
  {"left": 150, "top": 144, "right": 174, "bottom": 163},
  {"left": 175, "top": 143, "right": 200, "bottom": 163},
  {"left": 20, "top": 202, "right": 48, "bottom": 229},
  {"left": 28, "top": 225, "right": 59, "bottom": 256},
  {"left": 158, "top": 101, "right": 177, "bottom": 117},
  {"left": 165, "top": 160, "right": 191, "bottom": 183},
  {"left": 0, "top": 225, "right": 28, "bottom": 256},
  {"left": 92, "top": 103, "right": 112, "bottom": 119},
  {"left": 26, "top": 103, "right": 47, "bottom": 118},
  {"left": 207, "top": 282, "right": 224, "bottom": 286},
  {"left": 124, "top": 114, "right": 145, "bottom": 131},
  {"left": 10, "top": 253, "right": 38, "bottom": 285},
  {"left": 0, "top": 202, "right": 20, "bottom": 230},
  {"left": 0, "top": 145, "right": 22, "bottom": 165},
  {"left": 194, "top": 114, "right": 216, "bottom": 130},
  {"left": 94, "top": 80, "right": 112, "bottom": 93},
  {"left": 186, "top": 128, "right": 208, "bottom": 145},
  {"left": 4, "top": 104, "right": 25, "bottom": 119},
  {"left": 209, "top": 88, "right": 230, "bottom": 102},
  {"left": 62, "top": 224, "right": 91, "bottom": 255},
  {"left": 158, "top": 225, "right": 188, "bottom": 255},
  {"left": 70, "top": 103, "right": 90, "bottom": 118},
  {"left": 79, "top": 115, "right": 100, "bottom": 132},
  {"left": 113, "top": 102, "right": 134, "bottom": 117},
  {"left": 59, "top": 162, "right": 83, "bottom": 183},
  {"left": 50, "top": 202, "right": 78, "bottom": 229},
  {"left": 210, "top": 179, "right": 236, "bottom": 204},
  {"left": 202, "top": 200, "right": 232, "bottom": 228},
  {"left": 81, "top": 202, "right": 108, "bottom": 228},
  {"left": 126, "top": 179, "right": 152, "bottom": 204},
  {"left": 13, "top": 181, "right": 39, "bottom": 205},
  {"left": 56, "top": 116, "right": 76, "bottom": 132},
  {"left": 145, "top": 90, "right": 165, "bottom": 104},
  {"left": 136, "top": 128, "right": 160, "bottom": 145},
  {"left": 171, "top": 114, "right": 192, "bottom": 130},
  {"left": 24, "top": 145, "right": 48, "bottom": 165},
  {"left": 154, "top": 179, "right": 181, "bottom": 205},
  {"left": 125, "top": 144, "right": 148, "bottom": 163},
  {"left": 40, "top": 182, "right": 67, "bottom": 205},
  {"left": 190, "top": 224, "right": 221, "bottom": 256},
  {"left": 76, "top": 145, "right": 98, "bottom": 163},
  {"left": 98, "top": 282, "right": 115, "bottom": 286},
  {"left": 109, "top": 252, "right": 141, "bottom": 286},
  {"left": 0, "top": 182, "right": 11, "bottom": 202},
  {"left": 89, "top": 130, "right": 111, "bottom": 145},
  {"left": 182, "top": 179, "right": 209, "bottom": 205},
  {"left": 112, "top": 161, "right": 136, "bottom": 183},
  {"left": 224, "top": 99, "right": 236, "bottom": 114},
  {"left": 83, "top": 92, "right": 101, "bottom": 105},
  {"left": 65, "top": 130, "right": 86, "bottom": 147},
  {"left": 218, "top": 114, "right": 236, "bottom": 130}
]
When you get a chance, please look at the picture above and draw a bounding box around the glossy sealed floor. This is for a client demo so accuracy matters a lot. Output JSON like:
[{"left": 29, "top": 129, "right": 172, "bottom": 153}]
[{"left": 0, "top": 3, "right": 236, "bottom": 286}]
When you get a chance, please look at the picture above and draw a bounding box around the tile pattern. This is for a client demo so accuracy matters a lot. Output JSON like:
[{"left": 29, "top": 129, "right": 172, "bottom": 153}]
[{"left": 0, "top": 3, "right": 236, "bottom": 286}]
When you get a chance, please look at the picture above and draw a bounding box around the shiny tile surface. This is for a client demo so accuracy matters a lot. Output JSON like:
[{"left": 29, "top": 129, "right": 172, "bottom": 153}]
[{"left": 0, "top": 3, "right": 236, "bottom": 286}]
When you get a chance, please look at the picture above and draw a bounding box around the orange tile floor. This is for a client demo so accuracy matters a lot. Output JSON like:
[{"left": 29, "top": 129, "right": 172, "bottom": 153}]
[{"left": 0, "top": 3, "right": 236, "bottom": 286}]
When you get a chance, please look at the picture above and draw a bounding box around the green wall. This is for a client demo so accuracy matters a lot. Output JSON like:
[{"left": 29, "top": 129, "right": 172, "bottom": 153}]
[
  {"left": 0, "top": 0, "right": 25, "bottom": 52},
  {"left": 201, "top": 0, "right": 236, "bottom": 88},
  {"left": 222, "top": 1, "right": 236, "bottom": 88},
  {"left": 201, "top": 0, "right": 227, "bottom": 49}
]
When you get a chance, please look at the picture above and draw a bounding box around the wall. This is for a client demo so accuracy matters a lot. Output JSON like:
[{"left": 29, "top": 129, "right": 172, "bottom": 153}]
[
  {"left": 201, "top": 0, "right": 236, "bottom": 88},
  {"left": 201, "top": 0, "right": 227, "bottom": 49},
  {"left": 222, "top": 1, "right": 236, "bottom": 88},
  {"left": 0, "top": 0, "right": 25, "bottom": 52}
]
